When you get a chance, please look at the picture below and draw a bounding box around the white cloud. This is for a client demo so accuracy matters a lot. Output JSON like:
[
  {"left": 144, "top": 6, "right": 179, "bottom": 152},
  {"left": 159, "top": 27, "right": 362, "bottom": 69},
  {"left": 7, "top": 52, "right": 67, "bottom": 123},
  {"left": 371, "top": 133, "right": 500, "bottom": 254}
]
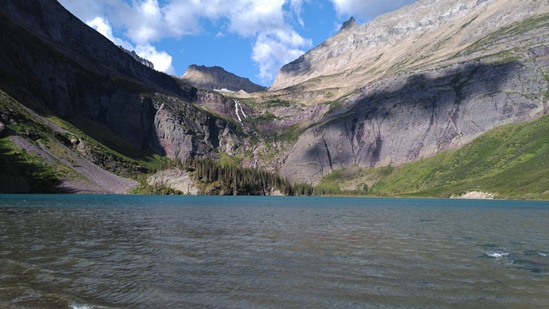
[
  {"left": 253, "top": 30, "right": 312, "bottom": 81},
  {"left": 135, "top": 44, "right": 176, "bottom": 74},
  {"left": 330, "top": 0, "right": 417, "bottom": 21},
  {"left": 219, "top": 0, "right": 312, "bottom": 81},
  {"left": 163, "top": 1, "right": 204, "bottom": 36},
  {"left": 125, "top": 0, "right": 164, "bottom": 44},
  {"left": 86, "top": 16, "right": 175, "bottom": 74},
  {"left": 86, "top": 17, "right": 133, "bottom": 50},
  {"left": 61, "top": 0, "right": 313, "bottom": 82},
  {"left": 226, "top": 0, "right": 287, "bottom": 36},
  {"left": 290, "top": 0, "right": 306, "bottom": 26}
]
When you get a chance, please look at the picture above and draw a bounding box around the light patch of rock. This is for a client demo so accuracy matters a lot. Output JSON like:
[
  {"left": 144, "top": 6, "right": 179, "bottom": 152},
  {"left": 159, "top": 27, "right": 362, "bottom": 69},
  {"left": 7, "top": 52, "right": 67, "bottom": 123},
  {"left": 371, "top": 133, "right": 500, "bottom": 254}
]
[
  {"left": 148, "top": 168, "right": 199, "bottom": 195},
  {"left": 452, "top": 191, "right": 496, "bottom": 199}
]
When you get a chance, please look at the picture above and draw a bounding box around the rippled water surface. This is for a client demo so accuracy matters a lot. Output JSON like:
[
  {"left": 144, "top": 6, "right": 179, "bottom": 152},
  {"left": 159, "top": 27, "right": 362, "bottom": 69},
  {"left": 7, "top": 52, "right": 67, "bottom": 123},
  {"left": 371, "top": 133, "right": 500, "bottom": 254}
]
[{"left": 1, "top": 195, "right": 548, "bottom": 308}]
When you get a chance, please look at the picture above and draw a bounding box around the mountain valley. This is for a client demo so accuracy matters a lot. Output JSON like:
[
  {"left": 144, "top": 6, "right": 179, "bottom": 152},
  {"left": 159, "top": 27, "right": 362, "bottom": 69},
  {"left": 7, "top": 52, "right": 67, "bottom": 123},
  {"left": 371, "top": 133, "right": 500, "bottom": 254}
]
[{"left": 1, "top": 0, "right": 548, "bottom": 198}]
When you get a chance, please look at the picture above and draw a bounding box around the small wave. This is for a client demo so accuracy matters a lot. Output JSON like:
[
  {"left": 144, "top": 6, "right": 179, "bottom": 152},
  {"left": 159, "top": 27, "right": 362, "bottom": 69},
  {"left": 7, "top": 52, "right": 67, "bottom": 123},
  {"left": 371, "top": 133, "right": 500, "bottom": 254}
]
[{"left": 486, "top": 252, "right": 509, "bottom": 258}]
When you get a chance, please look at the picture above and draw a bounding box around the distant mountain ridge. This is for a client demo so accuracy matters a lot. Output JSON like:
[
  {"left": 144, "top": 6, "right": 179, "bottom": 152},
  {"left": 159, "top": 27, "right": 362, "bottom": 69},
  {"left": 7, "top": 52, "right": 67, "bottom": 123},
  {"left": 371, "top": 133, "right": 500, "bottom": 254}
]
[
  {"left": 270, "top": 0, "right": 549, "bottom": 94},
  {"left": 180, "top": 65, "right": 266, "bottom": 93}
]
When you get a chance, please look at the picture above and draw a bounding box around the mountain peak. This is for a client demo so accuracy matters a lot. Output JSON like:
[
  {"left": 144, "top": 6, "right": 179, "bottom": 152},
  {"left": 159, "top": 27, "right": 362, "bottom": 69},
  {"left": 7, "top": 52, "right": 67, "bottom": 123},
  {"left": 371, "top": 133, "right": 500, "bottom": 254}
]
[
  {"left": 340, "top": 17, "right": 357, "bottom": 31},
  {"left": 271, "top": 0, "right": 549, "bottom": 92},
  {"left": 180, "top": 65, "right": 265, "bottom": 93}
]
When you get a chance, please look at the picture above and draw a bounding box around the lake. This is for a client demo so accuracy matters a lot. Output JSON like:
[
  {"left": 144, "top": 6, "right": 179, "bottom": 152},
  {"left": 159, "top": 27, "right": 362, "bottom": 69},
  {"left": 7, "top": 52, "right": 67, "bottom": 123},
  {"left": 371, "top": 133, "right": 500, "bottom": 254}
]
[{"left": 0, "top": 195, "right": 548, "bottom": 308}]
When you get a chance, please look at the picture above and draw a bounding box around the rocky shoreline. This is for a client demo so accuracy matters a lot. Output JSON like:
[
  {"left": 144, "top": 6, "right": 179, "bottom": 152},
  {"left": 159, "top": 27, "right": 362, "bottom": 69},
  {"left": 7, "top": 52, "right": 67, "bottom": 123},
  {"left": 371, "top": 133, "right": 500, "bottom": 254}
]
[{"left": 452, "top": 191, "right": 496, "bottom": 200}]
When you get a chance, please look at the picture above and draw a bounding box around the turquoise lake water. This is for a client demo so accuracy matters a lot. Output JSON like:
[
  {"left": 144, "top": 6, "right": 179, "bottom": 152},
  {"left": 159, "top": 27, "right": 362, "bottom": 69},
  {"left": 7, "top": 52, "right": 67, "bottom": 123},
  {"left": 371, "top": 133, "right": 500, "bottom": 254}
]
[{"left": 1, "top": 195, "right": 548, "bottom": 308}]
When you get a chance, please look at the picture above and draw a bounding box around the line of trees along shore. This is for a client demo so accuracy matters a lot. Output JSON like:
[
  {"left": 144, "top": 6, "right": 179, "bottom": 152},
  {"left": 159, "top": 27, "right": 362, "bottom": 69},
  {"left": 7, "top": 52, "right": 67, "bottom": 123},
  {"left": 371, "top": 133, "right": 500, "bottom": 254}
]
[{"left": 180, "top": 157, "right": 316, "bottom": 196}]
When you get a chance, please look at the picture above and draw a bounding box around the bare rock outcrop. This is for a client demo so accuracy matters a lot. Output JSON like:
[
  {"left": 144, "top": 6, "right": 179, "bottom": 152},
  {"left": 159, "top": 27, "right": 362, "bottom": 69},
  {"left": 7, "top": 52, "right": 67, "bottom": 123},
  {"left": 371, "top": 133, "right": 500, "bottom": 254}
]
[
  {"left": 121, "top": 47, "right": 155, "bottom": 69},
  {"left": 452, "top": 191, "right": 496, "bottom": 199},
  {"left": 148, "top": 169, "right": 199, "bottom": 195}
]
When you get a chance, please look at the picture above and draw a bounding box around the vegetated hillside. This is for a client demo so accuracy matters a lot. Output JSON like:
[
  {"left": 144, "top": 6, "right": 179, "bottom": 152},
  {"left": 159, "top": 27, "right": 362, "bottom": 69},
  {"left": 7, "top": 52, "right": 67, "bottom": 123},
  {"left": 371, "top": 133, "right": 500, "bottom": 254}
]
[
  {"left": 318, "top": 113, "right": 549, "bottom": 200},
  {"left": 0, "top": 90, "right": 142, "bottom": 193}
]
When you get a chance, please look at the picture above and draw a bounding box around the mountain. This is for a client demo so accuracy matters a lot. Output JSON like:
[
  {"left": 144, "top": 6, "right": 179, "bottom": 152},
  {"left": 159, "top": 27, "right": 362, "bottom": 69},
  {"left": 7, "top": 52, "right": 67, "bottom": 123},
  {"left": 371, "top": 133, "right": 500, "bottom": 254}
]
[
  {"left": 0, "top": 0, "right": 247, "bottom": 193},
  {"left": 1, "top": 0, "right": 548, "bottom": 198},
  {"left": 121, "top": 48, "right": 155, "bottom": 69},
  {"left": 271, "top": 0, "right": 549, "bottom": 95},
  {"left": 269, "top": 0, "right": 549, "bottom": 185},
  {"left": 180, "top": 65, "right": 266, "bottom": 93}
]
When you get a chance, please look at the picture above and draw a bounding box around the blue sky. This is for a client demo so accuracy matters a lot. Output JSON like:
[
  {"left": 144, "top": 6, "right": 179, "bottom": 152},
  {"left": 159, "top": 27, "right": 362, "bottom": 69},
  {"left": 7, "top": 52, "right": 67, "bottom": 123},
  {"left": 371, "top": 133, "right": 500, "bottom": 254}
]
[{"left": 58, "top": 0, "right": 417, "bottom": 87}]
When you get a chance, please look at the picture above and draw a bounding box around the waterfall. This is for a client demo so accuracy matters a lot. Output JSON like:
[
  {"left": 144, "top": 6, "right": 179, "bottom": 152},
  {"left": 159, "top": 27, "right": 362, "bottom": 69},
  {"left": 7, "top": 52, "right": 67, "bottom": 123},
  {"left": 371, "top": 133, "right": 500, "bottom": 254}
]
[{"left": 234, "top": 100, "right": 247, "bottom": 123}]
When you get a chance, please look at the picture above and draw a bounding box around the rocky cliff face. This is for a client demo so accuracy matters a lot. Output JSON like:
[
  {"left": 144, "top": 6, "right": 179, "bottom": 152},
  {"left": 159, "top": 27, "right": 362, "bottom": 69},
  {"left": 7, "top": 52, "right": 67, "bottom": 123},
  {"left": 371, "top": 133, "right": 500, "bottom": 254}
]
[
  {"left": 275, "top": 0, "right": 549, "bottom": 183},
  {"left": 0, "top": 0, "right": 245, "bottom": 162},
  {"left": 0, "top": 0, "right": 251, "bottom": 192},
  {"left": 280, "top": 56, "right": 549, "bottom": 183},
  {"left": 121, "top": 47, "right": 155, "bottom": 69},
  {"left": 270, "top": 0, "right": 549, "bottom": 96},
  {"left": 181, "top": 65, "right": 266, "bottom": 93}
]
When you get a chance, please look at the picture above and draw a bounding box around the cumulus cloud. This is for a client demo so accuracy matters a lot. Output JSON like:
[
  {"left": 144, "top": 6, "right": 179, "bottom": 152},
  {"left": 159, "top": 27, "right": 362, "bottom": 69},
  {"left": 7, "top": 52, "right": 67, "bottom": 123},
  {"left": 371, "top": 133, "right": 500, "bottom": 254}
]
[
  {"left": 86, "top": 16, "right": 175, "bottom": 74},
  {"left": 135, "top": 44, "right": 175, "bottom": 74},
  {"left": 61, "top": 0, "right": 313, "bottom": 82},
  {"left": 330, "top": 0, "right": 417, "bottom": 21},
  {"left": 220, "top": 0, "right": 312, "bottom": 80},
  {"left": 253, "top": 30, "right": 311, "bottom": 81},
  {"left": 86, "top": 17, "right": 133, "bottom": 50},
  {"left": 124, "top": 0, "right": 164, "bottom": 44}
]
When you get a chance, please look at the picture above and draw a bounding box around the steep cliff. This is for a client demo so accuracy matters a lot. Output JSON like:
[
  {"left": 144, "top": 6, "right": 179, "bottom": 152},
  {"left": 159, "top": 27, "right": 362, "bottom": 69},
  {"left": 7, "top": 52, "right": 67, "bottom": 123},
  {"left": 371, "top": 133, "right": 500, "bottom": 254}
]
[
  {"left": 275, "top": 0, "right": 549, "bottom": 184},
  {"left": 0, "top": 0, "right": 247, "bottom": 192},
  {"left": 3, "top": 0, "right": 250, "bottom": 157},
  {"left": 181, "top": 65, "right": 266, "bottom": 93}
]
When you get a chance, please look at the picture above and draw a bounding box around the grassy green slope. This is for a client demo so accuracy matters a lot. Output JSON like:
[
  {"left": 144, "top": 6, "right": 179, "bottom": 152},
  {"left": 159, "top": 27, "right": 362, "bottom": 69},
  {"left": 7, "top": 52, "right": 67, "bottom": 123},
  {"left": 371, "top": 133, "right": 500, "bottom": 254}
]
[
  {"left": 319, "top": 113, "right": 549, "bottom": 199},
  {"left": 0, "top": 90, "right": 166, "bottom": 193},
  {"left": 0, "top": 91, "right": 64, "bottom": 192}
]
